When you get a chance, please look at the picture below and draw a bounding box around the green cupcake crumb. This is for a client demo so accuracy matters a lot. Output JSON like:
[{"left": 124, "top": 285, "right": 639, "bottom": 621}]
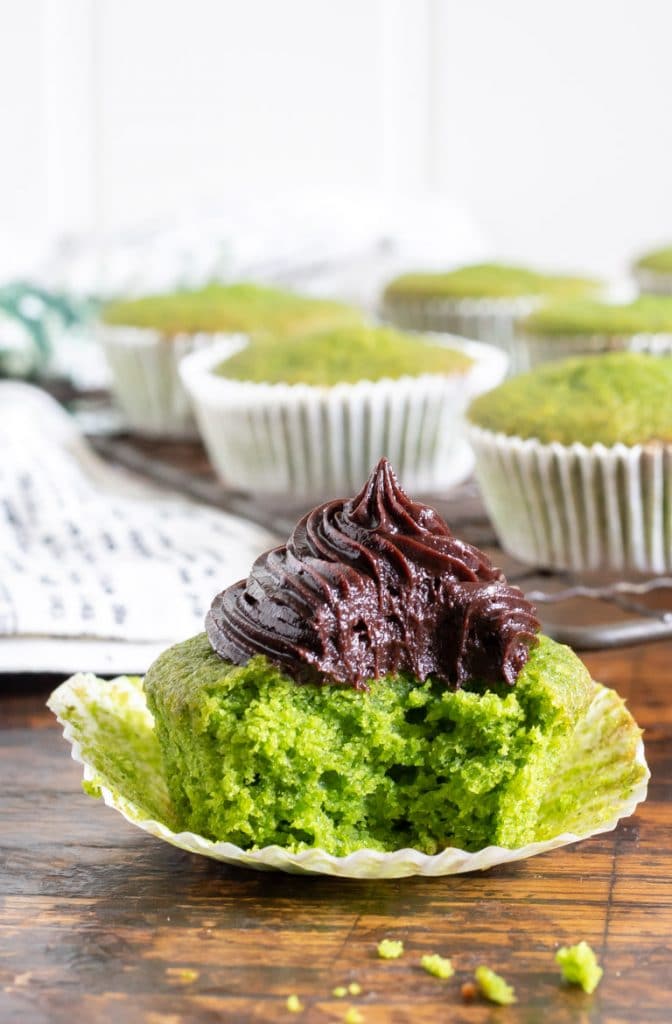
[
  {"left": 144, "top": 632, "right": 593, "bottom": 856},
  {"left": 82, "top": 778, "right": 102, "bottom": 799},
  {"left": 634, "top": 246, "right": 672, "bottom": 274},
  {"left": 384, "top": 263, "right": 599, "bottom": 301},
  {"left": 468, "top": 351, "right": 672, "bottom": 446},
  {"left": 475, "top": 965, "right": 516, "bottom": 1005},
  {"left": 286, "top": 994, "right": 303, "bottom": 1013},
  {"left": 102, "top": 282, "right": 361, "bottom": 338},
  {"left": 343, "top": 1009, "right": 365, "bottom": 1024},
  {"left": 332, "top": 986, "right": 348, "bottom": 998},
  {"left": 377, "top": 939, "right": 404, "bottom": 960},
  {"left": 521, "top": 295, "right": 672, "bottom": 338},
  {"left": 420, "top": 953, "right": 454, "bottom": 979},
  {"left": 556, "top": 941, "right": 603, "bottom": 994},
  {"left": 212, "top": 325, "right": 473, "bottom": 387}
]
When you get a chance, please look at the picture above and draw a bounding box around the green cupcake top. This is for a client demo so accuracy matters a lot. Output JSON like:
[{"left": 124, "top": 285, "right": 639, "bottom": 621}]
[
  {"left": 521, "top": 296, "right": 672, "bottom": 338},
  {"left": 468, "top": 351, "right": 672, "bottom": 446},
  {"left": 634, "top": 245, "right": 672, "bottom": 274},
  {"left": 212, "top": 325, "right": 474, "bottom": 386},
  {"left": 383, "top": 263, "right": 599, "bottom": 301},
  {"left": 101, "top": 282, "right": 362, "bottom": 337}
]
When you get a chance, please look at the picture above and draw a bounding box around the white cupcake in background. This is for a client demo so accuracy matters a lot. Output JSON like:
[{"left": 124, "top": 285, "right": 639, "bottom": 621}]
[
  {"left": 179, "top": 324, "right": 508, "bottom": 498},
  {"left": 632, "top": 245, "right": 672, "bottom": 296}
]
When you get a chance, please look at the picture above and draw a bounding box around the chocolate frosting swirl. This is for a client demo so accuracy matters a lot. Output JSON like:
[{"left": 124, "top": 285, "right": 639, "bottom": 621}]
[{"left": 206, "top": 459, "right": 540, "bottom": 689}]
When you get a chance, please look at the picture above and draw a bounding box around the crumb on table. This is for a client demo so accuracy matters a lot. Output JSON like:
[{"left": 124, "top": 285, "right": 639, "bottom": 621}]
[
  {"left": 556, "top": 941, "right": 603, "bottom": 994},
  {"left": 420, "top": 953, "right": 454, "bottom": 979},
  {"left": 377, "top": 938, "right": 404, "bottom": 959},
  {"left": 475, "top": 965, "right": 516, "bottom": 1005}
]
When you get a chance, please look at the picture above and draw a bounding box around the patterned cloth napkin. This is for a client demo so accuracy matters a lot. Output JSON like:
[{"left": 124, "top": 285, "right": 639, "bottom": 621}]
[{"left": 0, "top": 382, "right": 275, "bottom": 674}]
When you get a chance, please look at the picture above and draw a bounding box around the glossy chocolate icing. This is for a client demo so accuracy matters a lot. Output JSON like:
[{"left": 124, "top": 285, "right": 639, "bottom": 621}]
[{"left": 206, "top": 459, "right": 540, "bottom": 689}]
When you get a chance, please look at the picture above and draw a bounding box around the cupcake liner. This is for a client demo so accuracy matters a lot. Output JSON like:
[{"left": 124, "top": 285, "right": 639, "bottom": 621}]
[
  {"left": 47, "top": 672, "right": 648, "bottom": 879},
  {"left": 633, "top": 267, "right": 672, "bottom": 296},
  {"left": 468, "top": 424, "right": 672, "bottom": 572},
  {"left": 517, "top": 330, "right": 672, "bottom": 371},
  {"left": 380, "top": 294, "right": 539, "bottom": 373},
  {"left": 179, "top": 336, "right": 507, "bottom": 498},
  {"left": 98, "top": 324, "right": 234, "bottom": 439}
]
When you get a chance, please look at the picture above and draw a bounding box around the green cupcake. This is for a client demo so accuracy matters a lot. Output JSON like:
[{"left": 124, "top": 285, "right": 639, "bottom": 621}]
[
  {"left": 633, "top": 245, "right": 672, "bottom": 296},
  {"left": 48, "top": 460, "right": 648, "bottom": 875},
  {"left": 467, "top": 351, "right": 672, "bottom": 571},
  {"left": 381, "top": 263, "right": 600, "bottom": 373},
  {"left": 517, "top": 296, "right": 672, "bottom": 370}
]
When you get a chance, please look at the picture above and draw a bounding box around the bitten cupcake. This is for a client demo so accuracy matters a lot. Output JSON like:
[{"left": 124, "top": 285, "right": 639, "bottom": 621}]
[
  {"left": 49, "top": 460, "right": 648, "bottom": 876},
  {"left": 467, "top": 350, "right": 672, "bottom": 572},
  {"left": 517, "top": 295, "right": 672, "bottom": 370},
  {"left": 381, "top": 263, "right": 599, "bottom": 371},
  {"left": 178, "top": 323, "right": 508, "bottom": 497},
  {"left": 98, "top": 282, "right": 362, "bottom": 438},
  {"left": 632, "top": 245, "right": 672, "bottom": 296}
]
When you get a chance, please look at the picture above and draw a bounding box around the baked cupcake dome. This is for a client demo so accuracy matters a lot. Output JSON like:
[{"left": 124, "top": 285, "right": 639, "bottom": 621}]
[
  {"left": 518, "top": 296, "right": 672, "bottom": 369},
  {"left": 380, "top": 263, "right": 600, "bottom": 372},
  {"left": 179, "top": 325, "right": 508, "bottom": 497},
  {"left": 633, "top": 245, "right": 672, "bottom": 296},
  {"left": 144, "top": 460, "right": 597, "bottom": 856},
  {"left": 467, "top": 351, "right": 672, "bottom": 571},
  {"left": 98, "top": 283, "right": 363, "bottom": 438}
]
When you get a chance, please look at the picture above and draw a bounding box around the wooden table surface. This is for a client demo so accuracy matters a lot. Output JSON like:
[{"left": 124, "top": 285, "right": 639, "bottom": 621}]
[{"left": 1, "top": 640, "right": 670, "bottom": 1024}]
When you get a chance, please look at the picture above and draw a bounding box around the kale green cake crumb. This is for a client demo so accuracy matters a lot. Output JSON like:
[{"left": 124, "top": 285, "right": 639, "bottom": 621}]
[
  {"left": 520, "top": 296, "right": 672, "bottom": 337},
  {"left": 420, "top": 953, "right": 454, "bottom": 979},
  {"left": 343, "top": 1009, "right": 365, "bottom": 1024},
  {"left": 475, "top": 965, "right": 517, "bottom": 1005},
  {"left": 383, "top": 263, "right": 599, "bottom": 301},
  {"left": 377, "top": 939, "right": 404, "bottom": 960},
  {"left": 634, "top": 245, "right": 672, "bottom": 274},
  {"left": 468, "top": 351, "right": 672, "bottom": 446},
  {"left": 332, "top": 986, "right": 348, "bottom": 998},
  {"left": 556, "top": 941, "right": 603, "bottom": 994},
  {"left": 212, "top": 325, "right": 473, "bottom": 387},
  {"left": 144, "top": 633, "right": 593, "bottom": 856},
  {"left": 286, "top": 994, "right": 303, "bottom": 1013},
  {"left": 347, "top": 983, "right": 361, "bottom": 996},
  {"left": 102, "top": 282, "right": 361, "bottom": 338}
]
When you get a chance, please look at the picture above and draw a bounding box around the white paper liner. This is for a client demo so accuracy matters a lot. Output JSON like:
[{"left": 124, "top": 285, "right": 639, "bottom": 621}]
[
  {"left": 517, "top": 330, "right": 672, "bottom": 371},
  {"left": 47, "top": 672, "right": 648, "bottom": 879},
  {"left": 633, "top": 266, "right": 672, "bottom": 296},
  {"left": 380, "top": 294, "right": 539, "bottom": 374},
  {"left": 98, "top": 324, "right": 235, "bottom": 439},
  {"left": 178, "top": 335, "right": 507, "bottom": 498},
  {"left": 468, "top": 424, "right": 672, "bottom": 572}
]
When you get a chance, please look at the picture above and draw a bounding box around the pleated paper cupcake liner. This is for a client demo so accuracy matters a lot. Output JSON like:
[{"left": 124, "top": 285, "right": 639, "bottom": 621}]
[
  {"left": 517, "top": 330, "right": 672, "bottom": 371},
  {"left": 179, "top": 336, "right": 508, "bottom": 498},
  {"left": 468, "top": 424, "right": 672, "bottom": 573},
  {"left": 380, "top": 294, "right": 539, "bottom": 374},
  {"left": 47, "top": 672, "right": 648, "bottom": 879},
  {"left": 633, "top": 267, "right": 672, "bottom": 297},
  {"left": 98, "top": 325, "right": 233, "bottom": 439}
]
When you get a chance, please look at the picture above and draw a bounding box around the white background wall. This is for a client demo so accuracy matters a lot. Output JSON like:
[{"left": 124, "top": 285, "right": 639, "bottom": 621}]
[{"left": 1, "top": 0, "right": 671, "bottom": 279}]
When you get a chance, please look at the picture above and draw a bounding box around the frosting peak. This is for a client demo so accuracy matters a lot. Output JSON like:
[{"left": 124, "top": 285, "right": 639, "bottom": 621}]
[{"left": 206, "top": 459, "right": 540, "bottom": 689}]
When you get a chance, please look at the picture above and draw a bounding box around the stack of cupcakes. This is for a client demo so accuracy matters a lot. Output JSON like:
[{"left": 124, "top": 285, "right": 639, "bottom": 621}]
[
  {"left": 98, "top": 282, "right": 363, "bottom": 438},
  {"left": 380, "top": 263, "right": 600, "bottom": 372}
]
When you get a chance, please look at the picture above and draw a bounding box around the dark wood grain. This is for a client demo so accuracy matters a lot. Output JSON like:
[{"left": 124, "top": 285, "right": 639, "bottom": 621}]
[{"left": 1, "top": 639, "right": 670, "bottom": 1024}]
